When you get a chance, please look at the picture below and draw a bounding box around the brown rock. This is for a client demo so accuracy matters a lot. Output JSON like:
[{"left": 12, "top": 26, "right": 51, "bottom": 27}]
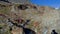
[{"left": 0, "top": 3, "right": 60, "bottom": 34}]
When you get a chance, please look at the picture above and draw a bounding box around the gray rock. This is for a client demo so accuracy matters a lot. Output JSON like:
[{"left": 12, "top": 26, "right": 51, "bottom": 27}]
[{"left": 8, "top": 0, "right": 30, "bottom": 4}]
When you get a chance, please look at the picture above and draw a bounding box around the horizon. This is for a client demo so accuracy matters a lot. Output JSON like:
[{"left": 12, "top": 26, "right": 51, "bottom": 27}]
[{"left": 30, "top": 0, "right": 60, "bottom": 8}]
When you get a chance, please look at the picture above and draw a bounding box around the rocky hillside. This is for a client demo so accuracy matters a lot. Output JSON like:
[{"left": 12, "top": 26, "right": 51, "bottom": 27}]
[{"left": 0, "top": 2, "right": 60, "bottom": 34}]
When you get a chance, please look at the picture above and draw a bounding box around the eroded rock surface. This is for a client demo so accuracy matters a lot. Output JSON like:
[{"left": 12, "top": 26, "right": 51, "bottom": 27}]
[{"left": 0, "top": 3, "right": 60, "bottom": 34}]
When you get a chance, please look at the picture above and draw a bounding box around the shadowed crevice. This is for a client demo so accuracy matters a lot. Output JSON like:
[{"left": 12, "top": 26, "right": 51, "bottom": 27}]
[
  {"left": 8, "top": 18, "right": 36, "bottom": 34},
  {"left": 0, "top": 0, "right": 10, "bottom": 3},
  {"left": 18, "top": 5, "right": 28, "bottom": 10},
  {"left": 23, "top": 28, "right": 36, "bottom": 34},
  {"left": 51, "top": 30, "right": 58, "bottom": 34}
]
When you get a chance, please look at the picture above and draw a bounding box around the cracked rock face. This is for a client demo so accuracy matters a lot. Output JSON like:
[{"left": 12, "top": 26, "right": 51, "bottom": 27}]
[{"left": 0, "top": 3, "right": 60, "bottom": 34}]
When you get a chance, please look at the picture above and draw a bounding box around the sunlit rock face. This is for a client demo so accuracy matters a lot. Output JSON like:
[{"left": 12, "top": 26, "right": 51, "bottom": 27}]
[
  {"left": 9, "top": 4, "right": 60, "bottom": 34},
  {"left": 0, "top": 3, "right": 60, "bottom": 34},
  {"left": 8, "top": 0, "right": 29, "bottom": 4}
]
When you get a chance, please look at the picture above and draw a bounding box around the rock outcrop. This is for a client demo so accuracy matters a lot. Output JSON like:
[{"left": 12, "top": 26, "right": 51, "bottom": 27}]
[{"left": 0, "top": 2, "right": 60, "bottom": 34}]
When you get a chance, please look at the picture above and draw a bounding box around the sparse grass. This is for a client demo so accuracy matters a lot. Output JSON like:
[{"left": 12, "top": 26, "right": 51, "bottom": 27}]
[
  {"left": 0, "top": 5, "right": 11, "bottom": 15},
  {"left": 0, "top": 23, "right": 12, "bottom": 34}
]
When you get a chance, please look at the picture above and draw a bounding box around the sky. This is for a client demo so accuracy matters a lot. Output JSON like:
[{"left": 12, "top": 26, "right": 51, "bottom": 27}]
[{"left": 30, "top": 0, "right": 60, "bottom": 8}]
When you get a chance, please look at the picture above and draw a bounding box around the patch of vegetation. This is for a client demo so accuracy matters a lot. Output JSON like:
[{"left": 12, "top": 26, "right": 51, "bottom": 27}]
[
  {"left": 0, "top": 23, "right": 12, "bottom": 34},
  {"left": 0, "top": 4, "right": 11, "bottom": 15}
]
